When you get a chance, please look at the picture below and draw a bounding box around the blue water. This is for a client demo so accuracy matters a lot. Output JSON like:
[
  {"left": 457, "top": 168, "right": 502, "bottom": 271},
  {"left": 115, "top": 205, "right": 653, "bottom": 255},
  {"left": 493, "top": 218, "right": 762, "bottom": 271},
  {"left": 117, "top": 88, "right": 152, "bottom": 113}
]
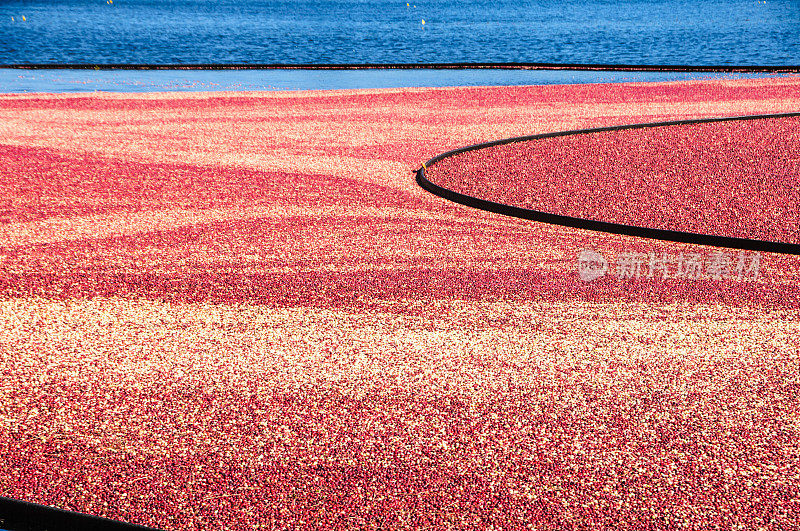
[
  {"left": 1, "top": 0, "right": 799, "bottom": 65},
  {"left": 0, "top": 68, "right": 784, "bottom": 93}
]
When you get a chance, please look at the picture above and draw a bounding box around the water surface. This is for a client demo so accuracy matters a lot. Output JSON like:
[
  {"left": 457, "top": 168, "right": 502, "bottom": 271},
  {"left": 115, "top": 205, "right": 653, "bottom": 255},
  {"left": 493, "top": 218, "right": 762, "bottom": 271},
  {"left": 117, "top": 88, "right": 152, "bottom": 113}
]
[
  {"left": 2, "top": 0, "right": 798, "bottom": 65},
  {"left": 0, "top": 68, "right": 782, "bottom": 93}
]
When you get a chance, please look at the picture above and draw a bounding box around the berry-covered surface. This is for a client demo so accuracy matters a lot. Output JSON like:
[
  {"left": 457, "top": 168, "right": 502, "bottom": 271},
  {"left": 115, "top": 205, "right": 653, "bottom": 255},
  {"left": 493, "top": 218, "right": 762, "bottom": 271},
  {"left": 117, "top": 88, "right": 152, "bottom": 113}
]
[
  {"left": 1, "top": 78, "right": 799, "bottom": 529},
  {"left": 425, "top": 115, "right": 800, "bottom": 245}
]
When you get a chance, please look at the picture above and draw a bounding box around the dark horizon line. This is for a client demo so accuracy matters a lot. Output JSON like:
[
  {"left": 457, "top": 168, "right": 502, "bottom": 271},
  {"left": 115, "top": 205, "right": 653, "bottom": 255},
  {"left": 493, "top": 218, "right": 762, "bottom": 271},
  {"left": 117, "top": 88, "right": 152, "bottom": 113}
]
[{"left": 2, "top": 62, "right": 800, "bottom": 72}]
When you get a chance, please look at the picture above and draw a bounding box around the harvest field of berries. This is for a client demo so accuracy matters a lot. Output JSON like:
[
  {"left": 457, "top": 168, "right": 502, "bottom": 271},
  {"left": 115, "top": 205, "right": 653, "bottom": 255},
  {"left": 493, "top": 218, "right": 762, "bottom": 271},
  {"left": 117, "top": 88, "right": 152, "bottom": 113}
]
[{"left": 1, "top": 77, "right": 799, "bottom": 529}]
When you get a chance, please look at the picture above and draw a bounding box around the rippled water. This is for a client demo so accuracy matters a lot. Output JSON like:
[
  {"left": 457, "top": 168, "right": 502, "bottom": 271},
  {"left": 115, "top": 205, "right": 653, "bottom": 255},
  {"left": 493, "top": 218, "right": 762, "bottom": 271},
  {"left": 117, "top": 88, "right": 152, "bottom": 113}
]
[{"left": 1, "top": 0, "right": 799, "bottom": 65}]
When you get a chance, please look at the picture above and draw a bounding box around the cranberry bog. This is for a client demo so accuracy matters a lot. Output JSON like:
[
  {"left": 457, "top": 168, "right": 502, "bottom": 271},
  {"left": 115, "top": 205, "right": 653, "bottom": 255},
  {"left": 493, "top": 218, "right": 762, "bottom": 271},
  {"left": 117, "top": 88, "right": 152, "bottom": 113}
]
[{"left": 1, "top": 77, "right": 800, "bottom": 529}]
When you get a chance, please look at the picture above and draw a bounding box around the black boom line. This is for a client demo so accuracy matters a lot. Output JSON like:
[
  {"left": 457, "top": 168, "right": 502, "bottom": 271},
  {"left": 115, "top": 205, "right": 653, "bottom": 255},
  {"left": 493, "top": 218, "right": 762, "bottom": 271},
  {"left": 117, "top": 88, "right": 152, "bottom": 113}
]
[
  {"left": 416, "top": 112, "right": 800, "bottom": 256},
  {"left": 2, "top": 62, "right": 799, "bottom": 72}
]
